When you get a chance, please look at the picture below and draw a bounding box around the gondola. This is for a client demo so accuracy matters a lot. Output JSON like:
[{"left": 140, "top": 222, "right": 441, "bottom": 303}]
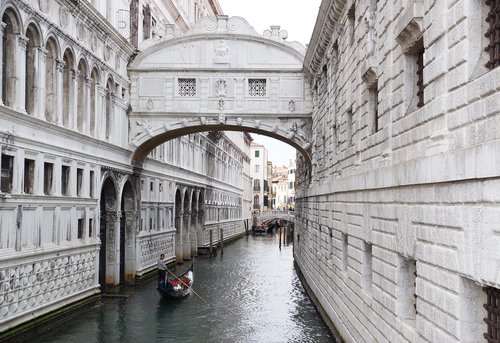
[{"left": 157, "top": 264, "right": 194, "bottom": 299}]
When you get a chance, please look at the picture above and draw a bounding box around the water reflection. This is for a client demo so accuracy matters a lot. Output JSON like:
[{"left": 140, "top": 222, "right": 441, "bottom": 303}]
[{"left": 31, "top": 235, "right": 334, "bottom": 343}]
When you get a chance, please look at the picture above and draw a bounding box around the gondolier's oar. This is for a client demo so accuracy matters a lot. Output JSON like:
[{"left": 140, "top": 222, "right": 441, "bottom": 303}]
[{"left": 167, "top": 270, "right": 208, "bottom": 304}]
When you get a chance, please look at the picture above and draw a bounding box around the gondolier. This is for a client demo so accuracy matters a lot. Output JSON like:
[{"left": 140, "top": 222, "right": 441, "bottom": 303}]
[{"left": 158, "top": 254, "right": 168, "bottom": 284}]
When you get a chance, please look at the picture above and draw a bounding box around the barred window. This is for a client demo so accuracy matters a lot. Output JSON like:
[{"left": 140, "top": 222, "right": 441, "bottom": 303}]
[
  {"left": 484, "top": 286, "right": 500, "bottom": 342},
  {"left": 178, "top": 78, "right": 196, "bottom": 96},
  {"left": 248, "top": 79, "right": 266, "bottom": 96},
  {"left": 485, "top": 0, "right": 500, "bottom": 69}
]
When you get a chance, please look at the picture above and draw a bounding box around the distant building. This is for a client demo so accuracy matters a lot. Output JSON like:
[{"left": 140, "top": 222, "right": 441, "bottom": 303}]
[
  {"left": 271, "top": 159, "right": 296, "bottom": 210},
  {"left": 250, "top": 142, "right": 269, "bottom": 211}
]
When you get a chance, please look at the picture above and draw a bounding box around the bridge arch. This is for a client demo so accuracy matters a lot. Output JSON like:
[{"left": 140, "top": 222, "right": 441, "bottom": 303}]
[{"left": 128, "top": 15, "right": 313, "bottom": 167}]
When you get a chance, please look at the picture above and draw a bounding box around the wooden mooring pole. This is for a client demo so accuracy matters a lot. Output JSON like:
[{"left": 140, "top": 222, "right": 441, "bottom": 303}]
[
  {"left": 220, "top": 228, "right": 224, "bottom": 256},
  {"left": 209, "top": 230, "right": 213, "bottom": 258},
  {"left": 279, "top": 226, "right": 282, "bottom": 250}
]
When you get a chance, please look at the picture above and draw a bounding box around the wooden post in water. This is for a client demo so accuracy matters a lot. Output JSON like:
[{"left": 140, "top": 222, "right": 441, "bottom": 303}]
[
  {"left": 209, "top": 230, "right": 213, "bottom": 258},
  {"left": 279, "top": 226, "right": 282, "bottom": 250},
  {"left": 220, "top": 228, "right": 224, "bottom": 256}
]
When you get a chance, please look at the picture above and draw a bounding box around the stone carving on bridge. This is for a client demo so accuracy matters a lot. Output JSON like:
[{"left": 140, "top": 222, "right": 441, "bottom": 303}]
[
  {"left": 146, "top": 98, "right": 154, "bottom": 110},
  {"left": 200, "top": 117, "right": 206, "bottom": 125},
  {"left": 289, "top": 121, "right": 307, "bottom": 142},
  {"left": 215, "top": 79, "right": 227, "bottom": 97},
  {"left": 136, "top": 120, "right": 153, "bottom": 136},
  {"left": 218, "top": 98, "right": 225, "bottom": 111},
  {"left": 218, "top": 113, "right": 226, "bottom": 123},
  {"left": 288, "top": 99, "right": 296, "bottom": 112}
]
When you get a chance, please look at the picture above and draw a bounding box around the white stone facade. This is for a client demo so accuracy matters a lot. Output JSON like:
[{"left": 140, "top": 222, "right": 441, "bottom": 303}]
[
  {"left": 0, "top": 0, "right": 251, "bottom": 334},
  {"left": 250, "top": 142, "right": 269, "bottom": 211},
  {"left": 296, "top": 0, "right": 500, "bottom": 342}
]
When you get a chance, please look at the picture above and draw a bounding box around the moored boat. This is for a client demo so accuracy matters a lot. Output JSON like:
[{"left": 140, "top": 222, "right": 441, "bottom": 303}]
[{"left": 157, "top": 264, "right": 194, "bottom": 299}]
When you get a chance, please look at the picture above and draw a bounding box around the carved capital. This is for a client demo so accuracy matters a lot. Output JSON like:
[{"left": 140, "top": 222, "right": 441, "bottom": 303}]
[
  {"left": 56, "top": 59, "right": 65, "bottom": 73},
  {"left": 71, "top": 68, "right": 79, "bottom": 80},
  {"left": 17, "top": 35, "right": 29, "bottom": 50}
]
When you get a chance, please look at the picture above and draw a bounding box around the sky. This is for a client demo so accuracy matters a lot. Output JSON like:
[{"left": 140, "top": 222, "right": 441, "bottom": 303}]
[{"left": 217, "top": 0, "right": 322, "bottom": 166}]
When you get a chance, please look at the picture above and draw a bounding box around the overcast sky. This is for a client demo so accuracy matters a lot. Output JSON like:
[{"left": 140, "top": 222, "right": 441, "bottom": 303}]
[{"left": 217, "top": 0, "right": 321, "bottom": 166}]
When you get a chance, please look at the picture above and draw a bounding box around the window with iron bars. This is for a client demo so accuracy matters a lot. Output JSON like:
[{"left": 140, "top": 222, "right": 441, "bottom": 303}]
[
  {"left": 178, "top": 78, "right": 196, "bottom": 96},
  {"left": 484, "top": 286, "right": 500, "bottom": 342},
  {"left": 485, "top": 0, "right": 500, "bottom": 69},
  {"left": 248, "top": 79, "right": 266, "bottom": 96}
]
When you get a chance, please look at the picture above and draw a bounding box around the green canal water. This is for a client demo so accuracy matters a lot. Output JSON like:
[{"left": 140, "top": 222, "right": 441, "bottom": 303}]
[{"left": 31, "top": 234, "right": 334, "bottom": 343}]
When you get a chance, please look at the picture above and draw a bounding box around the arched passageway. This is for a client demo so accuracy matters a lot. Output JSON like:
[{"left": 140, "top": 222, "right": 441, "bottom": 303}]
[
  {"left": 121, "top": 180, "right": 137, "bottom": 284},
  {"left": 99, "top": 178, "right": 117, "bottom": 290}
]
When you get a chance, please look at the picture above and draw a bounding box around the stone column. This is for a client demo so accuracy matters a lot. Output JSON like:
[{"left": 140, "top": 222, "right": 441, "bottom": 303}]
[
  {"left": 191, "top": 210, "right": 198, "bottom": 256},
  {"left": 15, "top": 35, "right": 29, "bottom": 113},
  {"left": 36, "top": 47, "right": 48, "bottom": 120},
  {"left": 55, "top": 59, "right": 65, "bottom": 125},
  {"left": 0, "top": 23, "right": 6, "bottom": 105},
  {"left": 183, "top": 211, "right": 191, "bottom": 260},
  {"left": 70, "top": 68, "right": 79, "bottom": 130},
  {"left": 97, "top": 85, "right": 106, "bottom": 140},
  {"left": 175, "top": 210, "right": 184, "bottom": 262},
  {"left": 84, "top": 76, "right": 91, "bottom": 135}
]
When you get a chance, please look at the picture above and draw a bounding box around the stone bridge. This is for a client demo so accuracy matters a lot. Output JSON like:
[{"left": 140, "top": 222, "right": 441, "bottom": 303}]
[
  {"left": 255, "top": 211, "right": 295, "bottom": 225},
  {"left": 127, "top": 15, "right": 313, "bottom": 166}
]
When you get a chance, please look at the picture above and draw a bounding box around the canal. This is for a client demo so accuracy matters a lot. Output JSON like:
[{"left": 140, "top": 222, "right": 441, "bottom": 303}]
[{"left": 31, "top": 234, "right": 334, "bottom": 343}]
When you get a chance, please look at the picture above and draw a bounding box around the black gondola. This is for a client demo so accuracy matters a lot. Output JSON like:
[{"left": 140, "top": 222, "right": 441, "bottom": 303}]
[{"left": 157, "top": 264, "right": 194, "bottom": 299}]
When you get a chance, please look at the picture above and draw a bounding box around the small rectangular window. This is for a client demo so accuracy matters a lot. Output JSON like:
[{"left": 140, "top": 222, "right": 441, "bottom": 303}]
[
  {"left": 248, "top": 79, "right": 266, "bottom": 96},
  {"left": 89, "top": 218, "right": 93, "bottom": 237},
  {"left": 369, "top": 81, "right": 379, "bottom": 133},
  {"left": 255, "top": 164, "right": 260, "bottom": 173},
  {"left": 150, "top": 181, "right": 154, "bottom": 192},
  {"left": 255, "top": 150, "right": 260, "bottom": 158},
  {"left": 43, "top": 162, "right": 53, "bottom": 195},
  {"left": 346, "top": 109, "right": 353, "bottom": 147},
  {"left": 1, "top": 154, "right": 14, "bottom": 193},
  {"left": 89, "top": 170, "right": 95, "bottom": 198},
  {"left": 77, "top": 168, "right": 83, "bottom": 197},
  {"left": 24, "top": 159, "right": 35, "bottom": 194},
  {"left": 78, "top": 218, "right": 84, "bottom": 239},
  {"left": 61, "top": 165, "right": 70, "bottom": 196},
  {"left": 178, "top": 78, "right": 196, "bottom": 96},
  {"left": 485, "top": 0, "right": 500, "bottom": 69},
  {"left": 341, "top": 233, "right": 348, "bottom": 272}
]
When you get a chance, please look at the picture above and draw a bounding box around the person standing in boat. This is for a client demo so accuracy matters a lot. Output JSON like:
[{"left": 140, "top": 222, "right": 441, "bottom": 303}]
[{"left": 158, "top": 254, "right": 169, "bottom": 285}]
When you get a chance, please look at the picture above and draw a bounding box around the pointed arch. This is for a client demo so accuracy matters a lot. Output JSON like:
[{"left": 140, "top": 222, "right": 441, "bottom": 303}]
[
  {"left": 24, "top": 23, "right": 41, "bottom": 116},
  {"left": 77, "top": 58, "right": 88, "bottom": 132},
  {"left": 105, "top": 75, "right": 114, "bottom": 140},
  {"left": 89, "top": 67, "right": 100, "bottom": 137},
  {"left": 1, "top": 6, "right": 22, "bottom": 107},
  {"left": 44, "top": 36, "right": 58, "bottom": 122},
  {"left": 62, "top": 48, "right": 74, "bottom": 128}
]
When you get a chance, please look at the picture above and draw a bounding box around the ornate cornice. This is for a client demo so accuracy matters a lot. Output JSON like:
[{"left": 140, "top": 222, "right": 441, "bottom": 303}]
[{"left": 304, "top": 0, "right": 347, "bottom": 80}]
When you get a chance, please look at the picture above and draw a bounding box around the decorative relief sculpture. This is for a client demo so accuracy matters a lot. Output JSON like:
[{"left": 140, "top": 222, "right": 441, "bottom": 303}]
[
  {"left": 59, "top": 6, "right": 69, "bottom": 29},
  {"left": 254, "top": 120, "right": 261, "bottom": 128},
  {"left": 76, "top": 21, "right": 86, "bottom": 41},
  {"left": 218, "top": 113, "right": 225, "bottom": 124},
  {"left": 39, "top": 0, "right": 49, "bottom": 13},
  {"left": 215, "top": 79, "right": 227, "bottom": 97},
  {"left": 200, "top": 117, "right": 206, "bottom": 125},
  {"left": 136, "top": 120, "right": 153, "bottom": 136},
  {"left": 146, "top": 98, "right": 154, "bottom": 110},
  {"left": 218, "top": 98, "right": 225, "bottom": 111},
  {"left": 289, "top": 121, "right": 307, "bottom": 141},
  {"left": 236, "top": 117, "right": 243, "bottom": 125},
  {"left": 288, "top": 99, "right": 296, "bottom": 112},
  {"left": 214, "top": 41, "right": 229, "bottom": 57}
]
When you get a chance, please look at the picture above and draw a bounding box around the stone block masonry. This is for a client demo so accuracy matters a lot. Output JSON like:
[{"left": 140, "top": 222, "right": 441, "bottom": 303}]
[{"left": 299, "top": 0, "right": 500, "bottom": 341}]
